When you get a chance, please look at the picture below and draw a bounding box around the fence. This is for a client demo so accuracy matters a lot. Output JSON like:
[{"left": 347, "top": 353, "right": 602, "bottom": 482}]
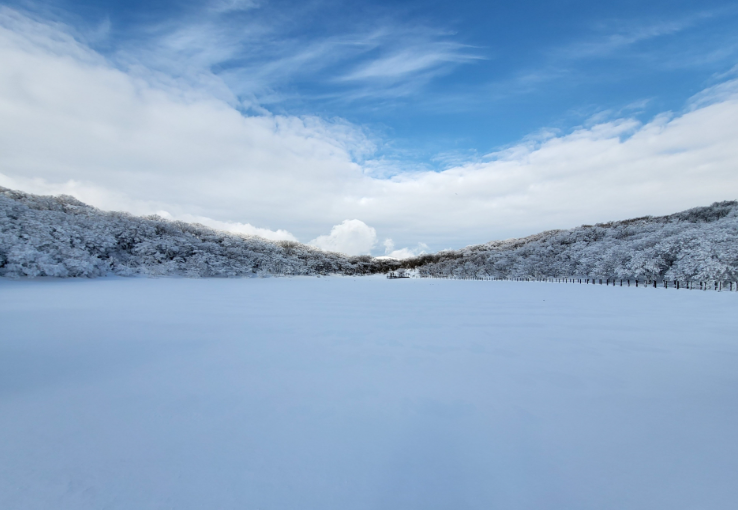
[{"left": 390, "top": 273, "right": 738, "bottom": 292}]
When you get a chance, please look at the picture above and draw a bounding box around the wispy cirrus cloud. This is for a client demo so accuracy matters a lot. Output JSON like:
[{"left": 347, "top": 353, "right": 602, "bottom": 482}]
[
  {"left": 473, "top": 8, "right": 738, "bottom": 106},
  {"left": 207, "top": 0, "right": 261, "bottom": 14},
  {"left": 553, "top": 18, "right": 696, "bottom": 60},
  {"left": 339, "top": 39, "right": 481, "bottom": 82},
  {"left": 71, "top": 0, "right": 482, "bottom": 108}
]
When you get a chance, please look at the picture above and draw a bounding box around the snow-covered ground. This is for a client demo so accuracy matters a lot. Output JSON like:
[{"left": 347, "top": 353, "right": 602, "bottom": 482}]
[{"left": 1, "top": 276, "right": 737, "bottom": 510}]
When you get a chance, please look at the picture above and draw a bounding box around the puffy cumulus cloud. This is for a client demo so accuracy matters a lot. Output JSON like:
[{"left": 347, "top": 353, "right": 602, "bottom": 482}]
[
  {"left": 379, "top": 239, "right": 428, "bottom": 260},
  {"left": 310, "top": 220, "right": 377, "bottom": 256},
  {"left": 2, "top": 8, "right": 738, "bottom": 252},
  {"left": 383, "top": 238, "right": 394, "bottom": 254}
]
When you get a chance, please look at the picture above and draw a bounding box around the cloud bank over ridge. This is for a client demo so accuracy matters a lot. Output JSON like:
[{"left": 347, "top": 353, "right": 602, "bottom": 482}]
[{"left": 1, "top": 7, "right": 737, "bottom": 254}]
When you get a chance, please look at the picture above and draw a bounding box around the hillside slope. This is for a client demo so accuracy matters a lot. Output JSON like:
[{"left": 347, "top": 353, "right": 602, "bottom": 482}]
[
  {"left": 0, "top": 187, "right": 396, "bottom": 278},
  {"left": 2, "top": 187, "right": 736, "bottom": 280},
  {"left": 402, "top": 201, "right": 738, "bottom": 281}
]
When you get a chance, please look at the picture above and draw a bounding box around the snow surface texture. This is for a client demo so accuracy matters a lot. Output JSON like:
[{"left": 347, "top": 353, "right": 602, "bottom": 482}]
[
  {"left": 1, "top": 276, "right": 737, "bottom": 510},
  {"left": 0, "top": 187, "right": 393, "bottom": 278},
  {"left": 403, "top": 201, "right": 738, "bottom": 282},
  {"left": 2, "top": 186, "right": 737, "bottom": 280}
]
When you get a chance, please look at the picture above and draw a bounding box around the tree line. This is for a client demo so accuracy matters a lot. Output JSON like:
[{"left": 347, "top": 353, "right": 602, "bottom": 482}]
[
  {"left": 399, "top": 201, "right": 738, "bottom": 282},
  {"left": 0, "top": 187, "right": 398, "bottom": 278},
  {"left": 2, "top": 187, "right": 736, "bottom": 281}
]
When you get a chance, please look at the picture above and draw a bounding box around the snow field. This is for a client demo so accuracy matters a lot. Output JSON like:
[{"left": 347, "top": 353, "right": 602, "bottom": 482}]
[{"left": 1, "top": 276, "right": 737, "bottom": 510}]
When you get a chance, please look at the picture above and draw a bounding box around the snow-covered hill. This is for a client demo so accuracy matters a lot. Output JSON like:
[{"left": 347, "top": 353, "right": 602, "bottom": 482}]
[
  {"left": 403, "top": 201, "right": 738, "bottom": 281},
  {"left": 2, "top": 187, "right": 736, "bottom": 280},
  {"left": 0, "top": 187, "right": 397, "bottom": 278}
]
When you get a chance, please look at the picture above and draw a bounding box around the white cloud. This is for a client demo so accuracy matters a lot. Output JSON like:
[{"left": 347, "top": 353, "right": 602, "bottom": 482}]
[
  {"left": 0, "top": 8, "right": 369, "bottom": 236},
  {"left": 101, "top": 3, "right": 481, "bottom": 107},
  {"left": 380, "top": 239, "right": 428, "bottom": 259},
  {"left": 0, "top": 173, "right": 297, "bottom": 241},
  {"left": 1, "top": 8, "right": 738, "bottom": 253},
  {"left": 555, "top": 18, "right": 693, "bottom": 60},
  {"left": 340, "top": 41, "right": 481, "bottom": 83},
  {"left": 687, "top": 77, "right": 738, "bottom": 109},
  {"left": 310, "top": 220, "right": 377, "bottom": 256},
  {"left": 185, "top": 217, "right": 296, "bottom": 241},
  {"left": 208, "top": 0, "right": 260, "bottom": 14},
  {"left": 160, "top": 212, "right": 297, "bottom": 241},
  {"left": 383, "top": 238, "right": 395, "bottom": 254}
]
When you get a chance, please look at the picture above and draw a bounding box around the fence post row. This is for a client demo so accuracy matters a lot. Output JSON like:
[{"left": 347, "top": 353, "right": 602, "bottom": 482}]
[{"left": 409, "top": 273, "right": 736, "bottom": 291}]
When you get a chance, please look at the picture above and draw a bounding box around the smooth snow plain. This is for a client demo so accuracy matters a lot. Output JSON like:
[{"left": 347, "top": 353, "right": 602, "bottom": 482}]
[{"left": 1, "top": 276, "right": 737, "bottom": 510}]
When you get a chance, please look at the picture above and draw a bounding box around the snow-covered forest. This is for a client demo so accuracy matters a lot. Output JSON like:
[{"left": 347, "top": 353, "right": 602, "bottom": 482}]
[
  {"left": 402, "top": 201, "right": 738, "bottom": 282},
  {"left": 2, "top": 186, "right": 736, "bottom": 280},
  {"left": 0, "top": 187, "right": 398, "bottom": 278}
]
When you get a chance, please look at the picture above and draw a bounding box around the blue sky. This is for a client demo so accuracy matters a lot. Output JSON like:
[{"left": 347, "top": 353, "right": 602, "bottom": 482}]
[
  {"left": 1, "top": 0, "right": 738, "bottom": 254},
  {"left": 11, "top": 0, "right": 738, "bottom": 166}
]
